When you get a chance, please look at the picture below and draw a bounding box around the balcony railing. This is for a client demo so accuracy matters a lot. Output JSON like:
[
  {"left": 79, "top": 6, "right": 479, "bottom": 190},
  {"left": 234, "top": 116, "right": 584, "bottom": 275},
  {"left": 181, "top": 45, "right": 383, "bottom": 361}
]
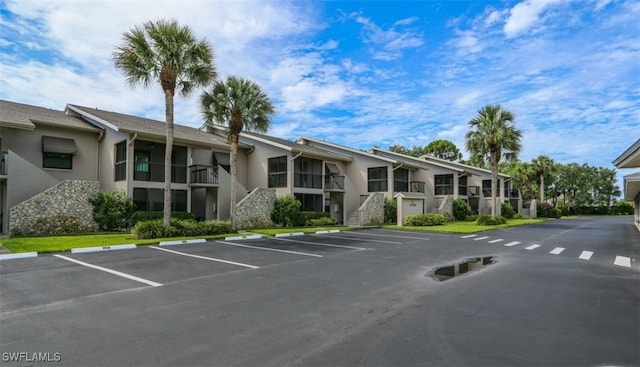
[
  {"left": 324, "top": 175, "right": 345, "bottom": 191},
  {"left": 0, "top": 151, "right": 7, "bottom": 176},
  {"left": 189, "top": 165, "right": 218, "bottom": 185},
  {"left": 133, "top": 160, "right": 187, "bottom": 183},
  {"left": 410, "top": 181, "right": 426, "bottom": 193}
]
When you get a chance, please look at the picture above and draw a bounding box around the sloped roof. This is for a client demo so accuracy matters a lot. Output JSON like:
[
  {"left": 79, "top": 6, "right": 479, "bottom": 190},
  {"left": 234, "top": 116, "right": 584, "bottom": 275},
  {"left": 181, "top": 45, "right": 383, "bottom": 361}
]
[
  {"left": 613, "top": 138, "right": 640, "bottom": 169},
  {"left": 67, "top": 104, "right": 231, "bottom": 148},
  {"left": 369, "top": 147, "right": 465, "bottom": 172},
  {"left": 419, "top": 154, "right": 510, "bottom": 178},
  {"left": 0, "top": 100, "right": 101, "bottom": 132}
]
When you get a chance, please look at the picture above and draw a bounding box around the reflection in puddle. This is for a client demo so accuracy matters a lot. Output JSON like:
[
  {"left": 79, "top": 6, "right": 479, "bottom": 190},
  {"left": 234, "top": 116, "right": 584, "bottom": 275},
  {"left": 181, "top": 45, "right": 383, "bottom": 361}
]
[{"left": 427, "top": 256, "right": 496, "bottom": 281}]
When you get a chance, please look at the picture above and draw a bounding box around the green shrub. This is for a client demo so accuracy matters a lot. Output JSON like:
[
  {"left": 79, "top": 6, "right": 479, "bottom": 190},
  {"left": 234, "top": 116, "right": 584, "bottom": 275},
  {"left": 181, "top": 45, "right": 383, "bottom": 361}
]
[
  {"left": 442, "top": 212, "right": 455, "bottom": 222},
  {"left": 131, "top": 219, "right": 234, "bottom": 239},
  {"left": 452, "top": 199, "right": 470, "bottom": 221},
  {"left": 297, "top": 211, "right": 330, "bottom": 226},
  {"left": 130, "top": 211, "right": 194, "bottom": 226},
  {"left": 465, "top": 214, "right": 478, "bottom": 222},
  {"left": 552, "top": 208, "right": 562, "bottom": 218},
  {"left": 476, "top": 215, "right": 507, "bottom": 225},
  {"left": 513, "top": 213, "right": 524, "bottom": 219},
  {"left": 88, "top": 190, "right": 136, "bottom": 231},
  {"left": 306, "top": 217, "right": 336, "bottom": 226},
  {"left": 610, "top": 201, "right": 634, "bottom": 215},
  {"left": 405, "top": 213, "right": 446, "bottom": 226},
  {"left": 384, "top": 198, "right": 397, "bottom": 224},
  {"left": 537, "top": 202, "right": 557, "bottom": 218},
  {"left": 271, "top": 195, "right": 302, "bottom": 227},
  {"left": 501, "top": 202, "right": 515, "bottom": 219}
]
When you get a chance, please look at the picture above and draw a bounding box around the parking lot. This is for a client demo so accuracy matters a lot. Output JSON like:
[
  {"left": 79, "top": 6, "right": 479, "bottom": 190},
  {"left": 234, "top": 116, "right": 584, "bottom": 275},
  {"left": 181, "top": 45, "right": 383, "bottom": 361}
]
[{"left": 1, "top": 219, "right": 638, "bottom": 366}]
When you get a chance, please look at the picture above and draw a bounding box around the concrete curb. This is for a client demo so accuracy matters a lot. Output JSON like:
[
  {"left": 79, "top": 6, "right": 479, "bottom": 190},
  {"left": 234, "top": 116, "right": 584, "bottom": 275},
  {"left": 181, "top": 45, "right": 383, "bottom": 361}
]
[
  {"left": 224, "top": 234, "right": 262, "bottom": 241},
  {"left": 71, "top": 244, "right": 137, "bottom": 254},
  {"left": 159, "top": 239, "right": 207, "bottom": 246},
  {"left": 0, "top": 252, "right": 38, "bottom": 261},
  {"left": 275, "top": 232, "right": 305, "bottom": 237},
  {"left": 315, "top": 229, "right": 341, "bottom": 234}
]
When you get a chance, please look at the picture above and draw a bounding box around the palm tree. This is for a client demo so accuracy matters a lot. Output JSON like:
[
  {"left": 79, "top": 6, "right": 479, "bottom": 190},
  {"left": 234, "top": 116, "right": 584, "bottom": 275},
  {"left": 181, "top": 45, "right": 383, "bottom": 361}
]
[
  {"left": 113, "top": 19, "right": 216, "bottom": 226},
  {"left": 200, "top": 76, "right": 275, "bottom": 227},
  {"left": 465, "top": 104, "right": 522, "bottom": 218},
  {"left": 531, "top": 155, "right": 557, "bottom": 203}
]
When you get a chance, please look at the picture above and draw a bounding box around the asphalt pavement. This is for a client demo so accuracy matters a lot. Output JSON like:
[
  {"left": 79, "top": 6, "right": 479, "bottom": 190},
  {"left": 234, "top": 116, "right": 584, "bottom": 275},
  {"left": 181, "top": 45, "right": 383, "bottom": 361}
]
[{"left": 1, "top": 217, "right": 638, "bottom": 366}]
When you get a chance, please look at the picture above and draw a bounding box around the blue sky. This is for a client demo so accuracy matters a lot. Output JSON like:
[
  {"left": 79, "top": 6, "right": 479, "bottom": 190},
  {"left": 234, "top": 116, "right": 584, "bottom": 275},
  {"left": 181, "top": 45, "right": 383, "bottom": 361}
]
[{"left": 1, "top": 0, "right": 638, "bottom": 183}]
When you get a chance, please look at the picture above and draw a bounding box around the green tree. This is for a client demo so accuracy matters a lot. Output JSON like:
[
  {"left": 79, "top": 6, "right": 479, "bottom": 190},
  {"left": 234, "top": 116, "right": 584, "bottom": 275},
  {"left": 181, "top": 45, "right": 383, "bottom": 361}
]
[
  {"left": 500, "top": 160, "right": 536, "bottom": 200},
  {"left": 113, "top": 19, "right": 216, "bottom": 225},
  {"left": 88, "top": 190, "right": 136, "bottom": 231},
  {"left": 201, "top": 76, "right": 275, "bottom": 227},
  {"left": 388, "top": 144, "right": 427, "bottom": 157},
  {"left": 424, "top": 139, "right": 463, "bottom": 161},
  {"left": 531, "top": 155, "right": 558, "bottom": 203},
  {"left": 592, "top": 167, "right": 621, "bottom": 208},
  {"left": 465, "top": 104, "right": 522, "bottom": 218}
]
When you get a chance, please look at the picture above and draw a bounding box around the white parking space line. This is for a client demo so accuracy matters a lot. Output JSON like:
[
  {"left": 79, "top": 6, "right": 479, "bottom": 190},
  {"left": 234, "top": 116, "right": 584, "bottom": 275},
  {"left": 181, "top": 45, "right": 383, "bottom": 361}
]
[
  {"left": 346, "top": 231, "right": 428, "bottom": 240},
  {"left": 274, "top": 237, "right": 366, "bottom": 250},
  {"left": 488, "top": 239, "right": 504, "bottom": 243},
  {"left": 216, "top": 240, "right": 323, "bottom": 258},
  {"left": 614, "top": 256, "right": 631, "bottom": 268},
  {"left": 525, "top": 244, "right": 541, "bottom": 250},
  {"left": 550, "top": 247, "right": 565, "bottom": 255},
  {"left": 461, "top": 235, "right": 477, "bottom": 238},
  {"left": 53, "top": 255, "right": 162, "bottom": 287},
  {"left": 473, "top": 236, "right": 489, "bottom": 241},
  {"left": 149, "top": 246, "right": 259, "bottom": 269},
  {"left": 504, "top": 241, "right": 521, "bottom": 247},
  {"left": 314, "top": 234, "right": 401, "bottom": 244},
  {"left": 579, "top": 251, "right": 594, "bottom": 260}
]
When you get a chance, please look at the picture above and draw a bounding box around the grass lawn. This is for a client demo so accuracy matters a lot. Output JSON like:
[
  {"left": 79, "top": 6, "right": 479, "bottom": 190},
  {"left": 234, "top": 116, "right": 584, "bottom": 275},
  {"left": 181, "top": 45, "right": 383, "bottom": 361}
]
[{"left": 382, "top": 218, "right": 553, "bottom": 234}]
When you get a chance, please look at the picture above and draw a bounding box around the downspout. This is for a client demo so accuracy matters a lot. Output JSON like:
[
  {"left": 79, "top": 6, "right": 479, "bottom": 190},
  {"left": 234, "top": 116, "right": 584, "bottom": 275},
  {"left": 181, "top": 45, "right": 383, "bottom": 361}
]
[
  {"left": 127, "top": 133, "right": 138, "bottom": 197},
  {"left": 96, "top": 130, "right": 104, "bottom": 182},
  {"left": 290, "top": 150, "right": 303, "bottom": 191}
]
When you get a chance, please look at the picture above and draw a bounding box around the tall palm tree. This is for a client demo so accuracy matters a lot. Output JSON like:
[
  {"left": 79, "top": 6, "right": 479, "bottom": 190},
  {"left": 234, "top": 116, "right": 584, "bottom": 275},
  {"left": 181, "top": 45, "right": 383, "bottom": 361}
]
[
  {"left": 531, "top": 155, "right": 557, "bottom": 203},
  {"left": 200, "top": 76, "right": 275, "bottom": 227},
  {"left": 113, "top": 19, "right": 216, "bottom": 226},
  {"left": 465, "top": 104, "right": 522, "bottom": 218}
]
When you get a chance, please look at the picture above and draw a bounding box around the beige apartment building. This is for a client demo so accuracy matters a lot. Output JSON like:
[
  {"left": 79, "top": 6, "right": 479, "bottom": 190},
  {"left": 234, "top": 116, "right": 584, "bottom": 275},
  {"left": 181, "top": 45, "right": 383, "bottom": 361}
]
[{"left": 613, "top": 138, "right": 640, "bottom": 231}]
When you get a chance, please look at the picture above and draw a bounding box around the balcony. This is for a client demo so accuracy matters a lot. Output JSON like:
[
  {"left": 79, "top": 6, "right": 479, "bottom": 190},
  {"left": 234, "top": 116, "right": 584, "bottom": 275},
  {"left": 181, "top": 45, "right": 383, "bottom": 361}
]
[
  {"left": 0, "top": 151, "right": 7, "bottom": 177},
  {"left": 324, "top": 174, "right": 345, "bottom": 192},
  {"left": 189, "top": 165, "right": 218, "bottom": 187},
  {"left": 294, "top": 173, "right": 322, "bottom": 189}
]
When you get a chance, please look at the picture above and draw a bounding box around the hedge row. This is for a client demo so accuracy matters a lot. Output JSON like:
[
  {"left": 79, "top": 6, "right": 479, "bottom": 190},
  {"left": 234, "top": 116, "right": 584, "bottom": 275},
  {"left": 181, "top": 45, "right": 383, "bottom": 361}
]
[
  {"left": 131, "top": 219, "right": 233, "bottom": 239},
  {"left": 130, "top": 211, "right": 195, "bottom": 226},
  {"left": 405, "top": 213, "right": 446, "bottom": 226}
]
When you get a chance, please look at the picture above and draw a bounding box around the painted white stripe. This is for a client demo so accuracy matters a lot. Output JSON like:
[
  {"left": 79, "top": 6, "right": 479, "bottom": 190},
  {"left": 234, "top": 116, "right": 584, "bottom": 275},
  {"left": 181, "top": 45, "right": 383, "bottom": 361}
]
[
  {"left": 314, "top": 234, "right": 401, "bottom": 244},
  {"left": 224, "top": 234, "right": 262, "bottom": 241},
  {"left": 159, "top": 239, "right": 206, "bottom": 246},
  {"left": 504, "top": 241, "right": 521, "bottom": 247},
  {"left": 315, "top": 229, "right": 341, "bottom": 234},
  {"left": 550, "top": 247, "right": 565, "bottom": 255},
  {"left": 71, "top": 244, "right": 136, "bottom": 254},
  {"left": 525, "top": 244, "right": 541, "bottom": 250},
  {"left": 473, "top": 236, "right": 489, "bottom": 241},
  {"left": 53, "top": 254, "right": 162, "bottom": 287},
  {"left": 461, "top": 235, "right": 477, "bottom": 238},
  {"left": 149, "top": 246, "right": 258, "bottom": 269},
  {"left": 488, "top": 239, "right": 504, "bottom": 243},
  {"left": 275, "top": 232, "right": 305, "bottom": 237},
  {"left": 0, "top": 252, "right": 38, "bottom": 261},
  {"left": 614, "top": 256, "right": 631, "bottom": 267},
  {"left": 579, "top": 251, "right": 594, "bottom": 260},
  {"left": 216, "top": 240, "right": 322, "bottom": 258},
  {"left": 274, "top": 237, "right": 366, "bottom": 250}
]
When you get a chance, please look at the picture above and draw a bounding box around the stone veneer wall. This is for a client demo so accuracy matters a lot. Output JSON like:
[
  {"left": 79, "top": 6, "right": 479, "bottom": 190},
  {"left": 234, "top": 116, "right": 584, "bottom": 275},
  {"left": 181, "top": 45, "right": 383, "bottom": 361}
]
[
  {"left": 358, "top": 192, "right": 385, "bottom": 225},
  {"left": 10, "top": 180, "right": 99, "bottom": 235},
  {"left": 235, "top": 188, "right": 276, "bottom": 228}
]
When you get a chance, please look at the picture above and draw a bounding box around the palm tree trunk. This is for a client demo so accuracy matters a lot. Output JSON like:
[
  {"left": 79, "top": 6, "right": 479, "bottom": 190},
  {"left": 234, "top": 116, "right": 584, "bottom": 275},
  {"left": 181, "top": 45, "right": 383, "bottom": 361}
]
[
  {"left": 539, "top": 174, "right": 544, "bottom": 203},
  {"left": 229, "top": 133, "right": 238, "bottom": 228},
  {"left": 491, "top": 152, "right": 498, "bottom": 219},
  {"left": 163, "top": 91, "right": 174, "bottom": 226}
]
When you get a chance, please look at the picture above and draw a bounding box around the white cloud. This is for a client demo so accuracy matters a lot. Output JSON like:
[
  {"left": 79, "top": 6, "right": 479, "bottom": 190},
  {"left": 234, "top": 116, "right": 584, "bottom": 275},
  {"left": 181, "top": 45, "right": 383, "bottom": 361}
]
[
  {"left": 503, "top": 0, "right": 562, "bottom": 38},
  {"left": 353, "top": 14, "right": 423, "bottom": 60}
]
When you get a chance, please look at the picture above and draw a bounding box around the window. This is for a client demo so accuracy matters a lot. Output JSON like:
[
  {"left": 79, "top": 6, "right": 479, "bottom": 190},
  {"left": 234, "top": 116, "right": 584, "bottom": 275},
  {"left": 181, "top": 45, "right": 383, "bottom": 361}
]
[
  {"left": 435, "top": 174, "right": 454, "bottom": 195},
  {"left": 42, "top": 136, "right": 76, "bottom": 170},
  {"left": 482, "top": 180, "right": 492, "bottom": 197},
  {"left": 268, "top": 156, "right": 287, "bottom": 188},
  {"left": 458, "top": 175, "right": 468, "bottom": 196},
  {"left": 133, "top": 188, "right": 187, "bottom": 211},
  {"left": 115, "top": 141, "right": 126, "bottom": 181},
  {"left": 294, "top": 193, "right": 323, "bottom": 211},
  {"left": 368, "top": 167, "right": 388, "bottom": 192},
  {"left": 294, "top": 157, "right": 322, "bottom": 189},
  {"left": 134, "top": 150, "right": 150, "bottom": 181},
  {"left": 393, "top": 168, "right": 409, "bottom": 192}
]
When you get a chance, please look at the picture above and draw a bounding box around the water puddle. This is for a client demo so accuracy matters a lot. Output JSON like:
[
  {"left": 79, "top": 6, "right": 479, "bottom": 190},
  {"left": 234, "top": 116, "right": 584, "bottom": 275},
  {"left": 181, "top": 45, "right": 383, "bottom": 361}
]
[{"left": 427, "top": 256, "right": 496, "bottom": 282}]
